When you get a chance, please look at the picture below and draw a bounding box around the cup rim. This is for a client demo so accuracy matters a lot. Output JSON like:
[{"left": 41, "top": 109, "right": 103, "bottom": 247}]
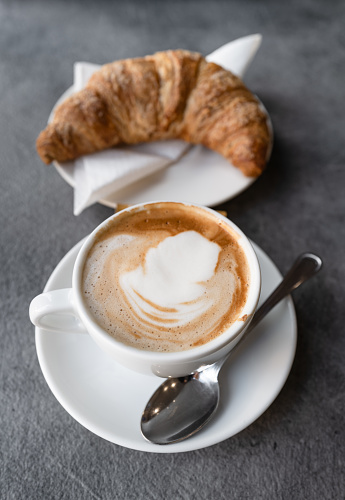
[{"left": 73, "top": 201, "right": 261, "bottom": 362}]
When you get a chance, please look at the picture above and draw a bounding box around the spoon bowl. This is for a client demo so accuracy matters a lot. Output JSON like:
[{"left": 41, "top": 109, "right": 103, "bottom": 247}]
[{"left": 141, "top": 365, "right": 221, "bottom": 445}]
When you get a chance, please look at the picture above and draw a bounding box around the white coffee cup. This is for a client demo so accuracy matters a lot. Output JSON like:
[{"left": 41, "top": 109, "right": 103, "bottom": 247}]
[{"left": 29, "top": 201, "right": 261, "bottom": 378}]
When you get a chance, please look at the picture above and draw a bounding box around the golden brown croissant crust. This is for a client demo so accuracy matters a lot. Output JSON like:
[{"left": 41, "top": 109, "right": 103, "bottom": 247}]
[{"left": 36, "top": 50, "right": 271, "bottom": 177}]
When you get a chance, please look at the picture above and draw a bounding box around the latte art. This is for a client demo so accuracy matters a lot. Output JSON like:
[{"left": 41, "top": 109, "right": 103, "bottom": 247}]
[
  {"left": 120, "top": 230, "right": 222, "bottom": 328},
  {"left": 82, "top": 203, "right": 250, "bottom": 352}
]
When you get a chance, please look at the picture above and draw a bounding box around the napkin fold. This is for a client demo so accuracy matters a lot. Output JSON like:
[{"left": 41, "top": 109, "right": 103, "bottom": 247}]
[{"left": 68, "top": 34, "right": 262, "bottom": 215}]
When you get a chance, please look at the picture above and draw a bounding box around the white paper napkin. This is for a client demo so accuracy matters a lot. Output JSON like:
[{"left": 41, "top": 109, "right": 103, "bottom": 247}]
[{"left": 69, "top": 34, "right": 262, "bottom": 215}]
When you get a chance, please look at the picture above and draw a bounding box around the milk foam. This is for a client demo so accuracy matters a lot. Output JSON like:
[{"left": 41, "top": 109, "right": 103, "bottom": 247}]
[
  {"left": 120, "top": 231, "right": 221, "bottom": 316},
  {"left": 82, "top": 203, "right": 250, "bottom": 352}
]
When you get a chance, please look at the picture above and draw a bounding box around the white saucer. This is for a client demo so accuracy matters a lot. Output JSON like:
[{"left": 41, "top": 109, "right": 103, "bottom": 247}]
[
  {"left": 35, "top": 239, "right": 296, "bottom": 453},
  {"left": 51, "top": 87, "right": 272, "bottom": 208}
]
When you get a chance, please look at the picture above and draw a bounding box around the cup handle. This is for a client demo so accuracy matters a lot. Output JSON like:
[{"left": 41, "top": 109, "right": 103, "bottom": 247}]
[{"left": 29, "top": 288, "right": 87, "bottom": 334}]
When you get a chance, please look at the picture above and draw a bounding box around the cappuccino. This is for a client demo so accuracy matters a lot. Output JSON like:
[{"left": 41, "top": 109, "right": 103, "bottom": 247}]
[{"left": 82, "top": 202, "right": 250, "bottom": 352}]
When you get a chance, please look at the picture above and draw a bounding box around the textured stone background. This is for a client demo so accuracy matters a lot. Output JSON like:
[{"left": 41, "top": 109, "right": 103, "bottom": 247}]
[{"left": 1, "top": 0, "right": 344, "bottom": 498}]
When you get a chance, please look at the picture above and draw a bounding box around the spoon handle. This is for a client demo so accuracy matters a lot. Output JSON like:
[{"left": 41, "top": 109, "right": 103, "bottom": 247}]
[
  {"left": 215, "top": 252, "right": 322, "bottom": 371},
  {"left": 248, "top": 252, "right": 322, "bottom": 333}
]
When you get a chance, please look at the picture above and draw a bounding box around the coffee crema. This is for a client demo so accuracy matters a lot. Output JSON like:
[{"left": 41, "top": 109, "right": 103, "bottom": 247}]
[{"left": 82, "top": 203, "right": 250, "bottom": 352}]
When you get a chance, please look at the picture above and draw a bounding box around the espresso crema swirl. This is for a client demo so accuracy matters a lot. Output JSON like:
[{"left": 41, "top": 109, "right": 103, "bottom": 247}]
[{"left": 82, "top": 203, "right": 250, "bottom": 352}]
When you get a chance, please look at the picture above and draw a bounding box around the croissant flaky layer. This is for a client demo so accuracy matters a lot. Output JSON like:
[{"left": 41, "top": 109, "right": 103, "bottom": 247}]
[{"left": 36, "top": 50, "right": 271, "bottom": 177}]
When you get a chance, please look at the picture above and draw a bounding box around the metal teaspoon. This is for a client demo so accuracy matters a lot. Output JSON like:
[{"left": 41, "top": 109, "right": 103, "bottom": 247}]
[{"left": 141, "top": 252, "right": 322, "bottom": 445}]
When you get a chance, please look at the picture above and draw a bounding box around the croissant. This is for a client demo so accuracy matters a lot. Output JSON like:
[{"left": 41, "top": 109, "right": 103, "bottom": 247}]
[{"left": 36, "top": 50, "right": 271, "bottom": 177}]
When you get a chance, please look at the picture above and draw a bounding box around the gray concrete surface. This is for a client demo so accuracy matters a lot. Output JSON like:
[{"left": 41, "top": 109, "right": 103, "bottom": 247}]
[{"left": 1, "top": 0, "right": 344, "bottom": 498}]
